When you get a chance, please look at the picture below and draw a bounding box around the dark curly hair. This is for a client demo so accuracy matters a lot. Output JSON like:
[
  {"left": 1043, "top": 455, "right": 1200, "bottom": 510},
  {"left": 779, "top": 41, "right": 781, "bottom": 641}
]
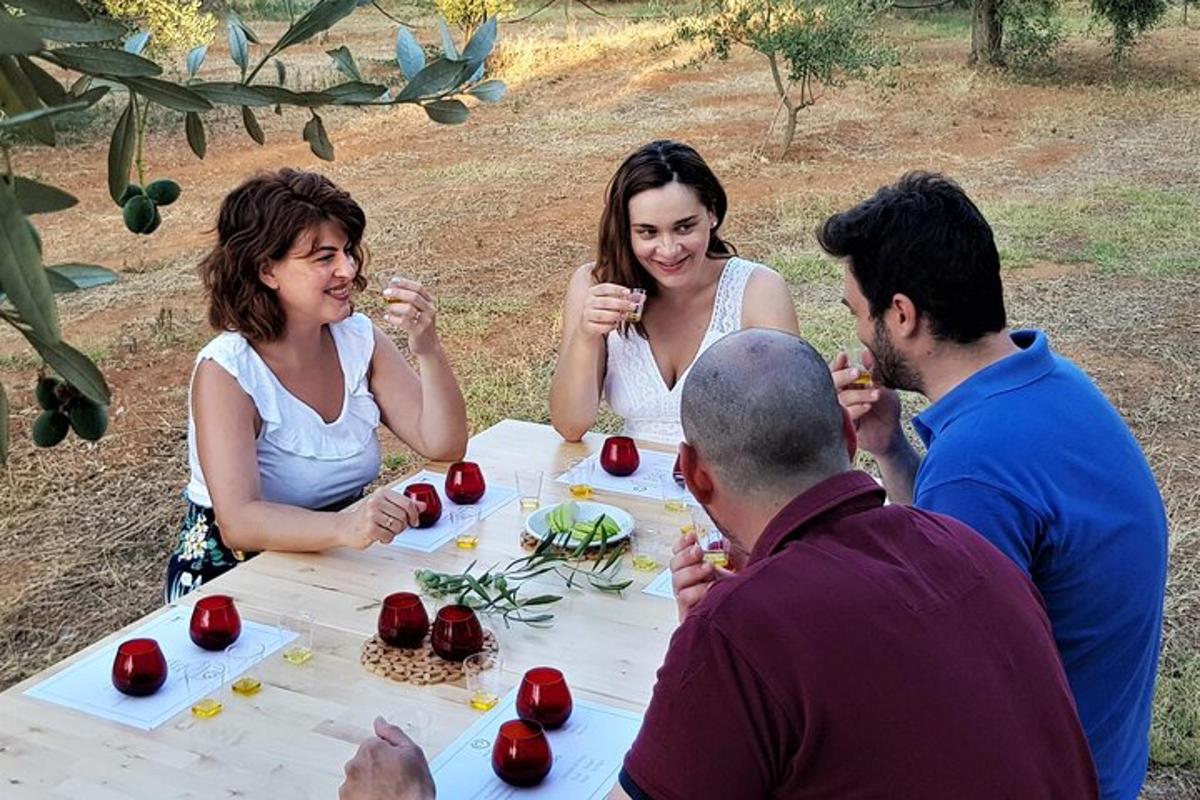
[
  {"left": 816, "top": 171, "right": 1006, "bottom": 344},
  {"left": 201, "top": 169, "right": 368, "bottom": 341}
]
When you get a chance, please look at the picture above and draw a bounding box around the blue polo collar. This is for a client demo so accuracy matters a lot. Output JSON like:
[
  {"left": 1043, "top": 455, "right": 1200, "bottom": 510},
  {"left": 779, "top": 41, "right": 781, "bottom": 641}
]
[{"left": 913, "top": 329, "right": 1055, "bottom": 447}]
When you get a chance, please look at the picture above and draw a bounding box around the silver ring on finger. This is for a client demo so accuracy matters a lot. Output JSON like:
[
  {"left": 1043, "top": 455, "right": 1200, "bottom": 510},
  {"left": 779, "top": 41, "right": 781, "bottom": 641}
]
[
  {"left": 412, "top": 309, "right": 422, "bottom": 324},
  {"left": 383, "top": 513, "right": 395, "bottom": 531}
]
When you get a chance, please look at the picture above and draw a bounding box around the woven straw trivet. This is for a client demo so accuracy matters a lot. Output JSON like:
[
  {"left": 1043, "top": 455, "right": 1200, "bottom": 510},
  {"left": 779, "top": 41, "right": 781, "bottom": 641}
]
[
  {"left": 360, "top": 630, "right": 499, "bottom": 686},
  {"left": 519, "top": 531, "right": 630, "bottom": 562}
]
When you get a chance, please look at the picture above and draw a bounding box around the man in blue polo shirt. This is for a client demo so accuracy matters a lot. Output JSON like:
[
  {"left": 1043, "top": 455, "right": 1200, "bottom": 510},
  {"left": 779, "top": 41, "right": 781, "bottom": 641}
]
[{"left": 814, "top": 172, "right": 1167, "bottom": 800}]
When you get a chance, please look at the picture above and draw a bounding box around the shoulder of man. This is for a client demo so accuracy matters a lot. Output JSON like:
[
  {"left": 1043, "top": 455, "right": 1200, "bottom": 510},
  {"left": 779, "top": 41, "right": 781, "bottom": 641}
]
[{"left": 690, "top": 546, "right": 833, "bottom": 644}]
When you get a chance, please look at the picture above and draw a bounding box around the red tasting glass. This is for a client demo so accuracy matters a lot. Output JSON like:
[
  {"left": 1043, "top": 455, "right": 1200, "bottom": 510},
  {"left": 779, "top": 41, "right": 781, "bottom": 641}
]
[
  {"left": 492, "top": 719, "right": 553, "bottom": 787},
  {"left": 516, "top": 666, "right": 573, "bottom": 729},
  {"left": 111, "top": 638, "right": 168, "bottom": 696},
  {"left": 378, "top": 592, "right": 429, "bottom": 648},
  {"left": 600, "top": 436, "right": 640, "bottom": 477},
  {"left": 189, "top": 594, "right": 242, "bottom": 651},
  {"left": 430, "top": 604, "right": 484, "bottom": 661},
  {"left": 403, "top": 483, "right": 443, "bottom": 528},
  {"left": 445, "top": 462, "right": 487, "bottom": 505}
]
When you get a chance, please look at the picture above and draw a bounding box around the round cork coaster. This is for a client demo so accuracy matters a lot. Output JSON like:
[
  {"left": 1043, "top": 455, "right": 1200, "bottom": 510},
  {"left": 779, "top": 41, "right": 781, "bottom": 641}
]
[
  {"left": 360, "top": 630, "right": 499, "bottom": 686},
  {"left": 519, "top": 531, "right": 630, "bottom": 562}
]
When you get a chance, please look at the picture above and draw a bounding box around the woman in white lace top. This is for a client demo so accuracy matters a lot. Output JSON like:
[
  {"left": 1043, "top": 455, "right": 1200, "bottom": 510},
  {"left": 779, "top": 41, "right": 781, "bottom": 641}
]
[
  {"left": 166, "top": 170, "right": 468, "bottom": 600},
  {"left": 550, "top": 141, "right": 800, "bottom": 444}
]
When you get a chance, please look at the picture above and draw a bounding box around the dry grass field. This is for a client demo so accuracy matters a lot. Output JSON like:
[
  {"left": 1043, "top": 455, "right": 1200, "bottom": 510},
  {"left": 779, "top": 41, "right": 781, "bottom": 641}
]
[{"left": 1, "top": 3, "right": 1197, "bottom": 795}]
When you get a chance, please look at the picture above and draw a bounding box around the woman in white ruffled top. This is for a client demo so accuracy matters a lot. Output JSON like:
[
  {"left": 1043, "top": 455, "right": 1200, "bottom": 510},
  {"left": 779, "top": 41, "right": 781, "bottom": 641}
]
[
  {"left": 550, "top": 140, "right": 800, "bottom": 444},
  {"left": 166, "top": 169, "right": 468, "bottom": 601}
]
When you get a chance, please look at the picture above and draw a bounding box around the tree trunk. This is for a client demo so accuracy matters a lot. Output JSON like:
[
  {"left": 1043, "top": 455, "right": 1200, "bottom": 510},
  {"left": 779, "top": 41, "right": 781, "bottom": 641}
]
[
  {"left": 779, "top": 108, "right": 800, "bottom": 159},
  {"left": 764, "top": 52, "right": 799, "bottom": 158},
  {"left": 969, "top": 0, "right": 1005, "bottom": 66}
]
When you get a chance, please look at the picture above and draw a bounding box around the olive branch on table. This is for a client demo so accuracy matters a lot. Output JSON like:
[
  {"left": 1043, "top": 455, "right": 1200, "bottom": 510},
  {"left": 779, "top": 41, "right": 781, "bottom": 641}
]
[{"left": 414, "top": 522, "right": 634, "bottom": 628}]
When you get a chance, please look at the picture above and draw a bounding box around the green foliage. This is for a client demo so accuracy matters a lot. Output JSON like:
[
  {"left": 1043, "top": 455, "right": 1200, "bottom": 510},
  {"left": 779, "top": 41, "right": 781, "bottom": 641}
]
[
  {"left": 413, "top": 519, "right": 633, "bottom": 627},
  {"left": 1001, "top": 0, "right": 1064, "bottom": 73},
  {"left": 891, "top": 6, "right": 972, "bottom": 40},
  {"left": 0, "top": 178, "right": 58, "bottom": 342},
  {"left": 434, "top": 0, "right": 514, "bottom": 36},
  {"left": 676, "top": 0, "right": 894, "bottom": 156},
  {"left": 382, "top": 451, "right": 412, "bottom": 472},
  {"left": 224, "top": 0, "right": 320, "bottom": 22},
  {"left": 100, "top": 0, "right": 216, "bottom": 55},
  {"left": 1090, "top": 0, "right": 1168, "bottom": 58},
  {"left": 14, "top": 177, "right": 75, "bottom": 214},
  {"left": 1151, "top": 641, "right": 1200, "bottom": 769},
  {"left": 0, "top": 0, "right": 507, "bottom": 462},
  {"left": 106, "top": 98, "right": 134, "bottom": 203},
  {"left": 990, "top": 185, "right": 1200, "bottom": 276},
  {"left": 677, "top": 0, "right": 892, "bottom": 81},
  {"left": 416, "top": 565, "right": 562, "bottom": 627}
]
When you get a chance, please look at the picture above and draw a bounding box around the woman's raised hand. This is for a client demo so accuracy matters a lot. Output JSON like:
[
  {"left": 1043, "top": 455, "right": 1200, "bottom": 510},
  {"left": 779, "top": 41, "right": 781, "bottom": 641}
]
[
  {"left": 579, "top": 283, "right": 636, "bottom": 338},
  {"left": 380, "top": 277, "right": 440, "bottom": 356}
]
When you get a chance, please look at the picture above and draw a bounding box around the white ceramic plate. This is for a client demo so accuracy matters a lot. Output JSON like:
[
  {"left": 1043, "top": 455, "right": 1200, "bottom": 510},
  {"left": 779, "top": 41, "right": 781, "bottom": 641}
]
[{"left": 524, "top": 501, "right": 635, "bottom": 548}]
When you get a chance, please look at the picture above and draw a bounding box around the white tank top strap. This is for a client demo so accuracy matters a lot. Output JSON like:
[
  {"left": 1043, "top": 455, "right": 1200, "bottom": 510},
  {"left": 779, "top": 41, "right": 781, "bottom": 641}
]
[
  {"left": 710, "top": 255, "right": 758, "bottom": 335},
  {"left": 328, "top": 311, "right": 376, "bottom": 394},
  {"left": 193, "top": 331, "right": 283, "bottom": 425}
]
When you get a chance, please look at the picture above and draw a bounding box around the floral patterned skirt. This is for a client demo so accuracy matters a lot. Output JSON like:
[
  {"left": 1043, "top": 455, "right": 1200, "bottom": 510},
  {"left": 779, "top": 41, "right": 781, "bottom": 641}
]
[{"left": 164, "top": 491, "right": 364, "bottom": 603}]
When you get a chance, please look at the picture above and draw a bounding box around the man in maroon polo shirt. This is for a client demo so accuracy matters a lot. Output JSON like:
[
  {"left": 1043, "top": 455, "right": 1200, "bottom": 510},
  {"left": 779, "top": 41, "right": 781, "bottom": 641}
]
[
  {"left": 337, "top": 329, "right": 1096, "bottom": 800},
  {"left": 616, "top": 329, "right": 1096, "bottom": 800}
]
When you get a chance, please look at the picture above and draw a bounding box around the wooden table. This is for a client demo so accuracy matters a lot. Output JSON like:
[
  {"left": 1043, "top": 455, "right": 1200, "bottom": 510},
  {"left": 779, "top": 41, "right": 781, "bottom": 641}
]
[{"left": 0, "top": 420, "right": 684, "bottom": 798}]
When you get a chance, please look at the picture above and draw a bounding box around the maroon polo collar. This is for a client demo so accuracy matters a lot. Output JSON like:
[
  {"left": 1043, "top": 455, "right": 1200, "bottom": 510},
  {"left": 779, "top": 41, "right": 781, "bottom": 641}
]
[{"left": 749, "top": 471, "right": 887, "bottom": 564}]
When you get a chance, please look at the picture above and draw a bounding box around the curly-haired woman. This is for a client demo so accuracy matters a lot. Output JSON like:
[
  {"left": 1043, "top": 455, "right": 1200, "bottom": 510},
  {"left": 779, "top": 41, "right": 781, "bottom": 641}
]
[{"left": 165, "top": 169, "right": 468, "bottom": 601}]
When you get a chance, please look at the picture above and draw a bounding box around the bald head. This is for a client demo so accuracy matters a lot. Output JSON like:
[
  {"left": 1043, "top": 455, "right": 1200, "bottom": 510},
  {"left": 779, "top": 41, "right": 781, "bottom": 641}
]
[{"left": 681, "top": 329, "right": 850, "bottom": 496}]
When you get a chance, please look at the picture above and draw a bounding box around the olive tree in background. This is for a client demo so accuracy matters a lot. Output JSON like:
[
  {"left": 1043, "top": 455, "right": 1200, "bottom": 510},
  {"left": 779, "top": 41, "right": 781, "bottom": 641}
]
[
  {"left": 676, "top": 0, "right": 894, "bottom": 158},
  {"left": 962, "top": 0, "right": 1167, "bottom": 66}
]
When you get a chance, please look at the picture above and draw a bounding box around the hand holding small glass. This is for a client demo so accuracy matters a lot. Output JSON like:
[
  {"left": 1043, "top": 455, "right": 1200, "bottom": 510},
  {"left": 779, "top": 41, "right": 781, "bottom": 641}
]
[
  {"left": 841, "top": 341, "right": 874, "bottom": 388},
  {"left": 375, "top": 273, "right": 439, "bottom": 352}
]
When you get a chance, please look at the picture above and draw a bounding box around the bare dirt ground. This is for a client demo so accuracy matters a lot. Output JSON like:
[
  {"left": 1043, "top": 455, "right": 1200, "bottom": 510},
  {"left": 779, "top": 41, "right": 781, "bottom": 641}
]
[{"left": 1, "top": 10, "right": 1198, "bottom": 795}]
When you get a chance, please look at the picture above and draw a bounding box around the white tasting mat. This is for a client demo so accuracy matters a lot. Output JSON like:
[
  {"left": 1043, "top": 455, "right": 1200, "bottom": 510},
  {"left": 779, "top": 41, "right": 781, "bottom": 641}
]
[
  {"left": 386, "top": 470, "right": 519, "bottom": 553},
  {"left": 641, "top": 568, "right": 675, "bottom": 600},
  {"left": 24, "top": 606, "right": 294, "bottom": 730},
  {"left": 430, "top": 686, "right": 643, "bottom": 799},
  {"left": 555, "top": 450, "right": 696, "bottom": 507}
]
